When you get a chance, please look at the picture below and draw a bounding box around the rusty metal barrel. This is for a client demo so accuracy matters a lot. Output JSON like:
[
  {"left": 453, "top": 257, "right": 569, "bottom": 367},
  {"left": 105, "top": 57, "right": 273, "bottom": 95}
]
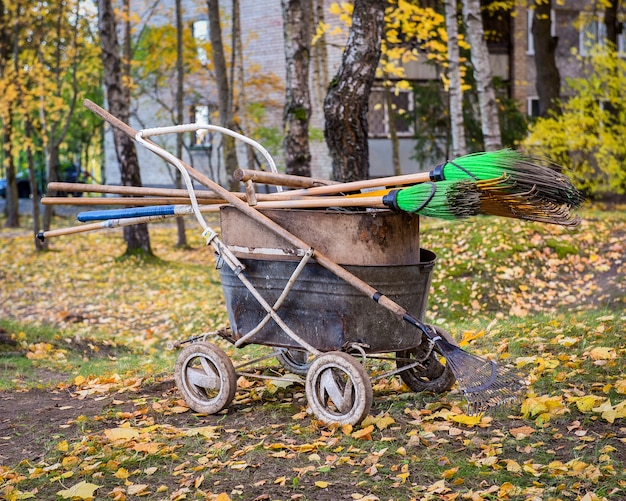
[{"left": 217, "top": 207, "right": 436, "bottom": 353}]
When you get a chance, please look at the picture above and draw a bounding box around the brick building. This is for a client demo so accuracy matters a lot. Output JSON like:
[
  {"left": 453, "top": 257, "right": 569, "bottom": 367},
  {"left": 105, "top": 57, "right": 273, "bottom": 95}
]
[{"left": 103, "top": 0, "right": 625, "bottom": 187}]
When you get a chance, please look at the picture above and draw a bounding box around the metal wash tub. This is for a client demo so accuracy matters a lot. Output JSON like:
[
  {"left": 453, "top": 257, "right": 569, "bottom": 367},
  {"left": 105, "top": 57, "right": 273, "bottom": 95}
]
[{"left": 217, "top": 206, "right": 436, "bottom": 354}]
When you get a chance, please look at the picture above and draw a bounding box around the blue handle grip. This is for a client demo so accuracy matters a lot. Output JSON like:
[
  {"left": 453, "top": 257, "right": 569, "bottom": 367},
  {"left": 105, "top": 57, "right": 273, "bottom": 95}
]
[{"left": 77, "top": 205, "right": 177, "bottom": 222}]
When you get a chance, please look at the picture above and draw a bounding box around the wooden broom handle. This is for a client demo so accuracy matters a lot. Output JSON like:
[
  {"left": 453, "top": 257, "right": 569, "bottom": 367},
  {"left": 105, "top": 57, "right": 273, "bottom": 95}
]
[
  {"left": 279, "top": 170, "right": 434, "bottom": 197},
  {"left": 47, "top": 182, "right": 293, "bottom": 203},
  {"left": 234, "top": 168, "right": 339, "bottom": 188},
  {"left": 48, "top": 181, "right": 224, "bottom": 200}
]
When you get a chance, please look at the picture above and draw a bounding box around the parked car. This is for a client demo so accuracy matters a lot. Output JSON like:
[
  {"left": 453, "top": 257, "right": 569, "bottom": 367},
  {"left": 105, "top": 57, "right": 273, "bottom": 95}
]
[{"left": 0, "top": 172, "right": 31, "bottom": 198}]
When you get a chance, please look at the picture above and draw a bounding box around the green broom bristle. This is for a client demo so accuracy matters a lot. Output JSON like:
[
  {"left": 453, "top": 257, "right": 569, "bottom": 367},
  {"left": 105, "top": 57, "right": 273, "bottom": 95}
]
[
  {"left": 389, "top": 180, "right": 481, "bottom": 220},
  {"left": 432, "top": 149, "right": 584, "bottom": 209}
]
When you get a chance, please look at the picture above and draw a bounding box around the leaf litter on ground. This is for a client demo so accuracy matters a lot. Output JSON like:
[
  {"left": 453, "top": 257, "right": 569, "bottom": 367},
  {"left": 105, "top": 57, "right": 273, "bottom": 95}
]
[{"left": 0, "top": 205, "right": 624, "bottom": 500}]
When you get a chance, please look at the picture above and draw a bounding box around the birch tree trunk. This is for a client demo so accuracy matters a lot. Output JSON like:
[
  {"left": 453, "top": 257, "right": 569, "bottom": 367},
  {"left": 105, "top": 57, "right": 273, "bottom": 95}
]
[
  {"left": 324, "top": 0, "right": 385, "bottom": 182},
  {"left": 444, "top": 0, "right": 467, "bottom": 157},
  {"left": 532, "top": 0, "right": 560, "bottom": 116},
  {"left": 282, "top": 0, "right": 312, "bottom": 177},
  {"left": 207, "top": 0, "right": 239, "bottom": 191},
  {"left": 461, "top": 0, "right": 501, "bottom": 150},
  {"left": 98, "top": 0, "right": 152, "bottom": 255}
]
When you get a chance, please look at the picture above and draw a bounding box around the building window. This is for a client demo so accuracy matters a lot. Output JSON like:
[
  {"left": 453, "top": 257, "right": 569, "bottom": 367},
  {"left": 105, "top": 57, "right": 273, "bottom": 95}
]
[
  {"left": 527, "top": 97, "right": 540, "bottom": 117},
  {"left": 367, "top": 87, "right": 414, "bottom": 139},
  {"left": 527, "top": 8, "right": 556, "bottom": 56},
  {"left": 190, "top": 104, "right": 215, "bottom": 148},
  {"left": 579, "top": 13, "right": 626, "bottom": 56},
  {"left": 192, "top": 19, "right": 209, "bottom": 65}
]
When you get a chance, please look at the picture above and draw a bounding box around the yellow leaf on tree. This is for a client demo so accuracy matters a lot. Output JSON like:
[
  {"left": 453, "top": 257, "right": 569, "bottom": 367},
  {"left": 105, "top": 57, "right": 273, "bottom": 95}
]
[{"left": 57, "top": 481, "right": 101, "bottom": 500}]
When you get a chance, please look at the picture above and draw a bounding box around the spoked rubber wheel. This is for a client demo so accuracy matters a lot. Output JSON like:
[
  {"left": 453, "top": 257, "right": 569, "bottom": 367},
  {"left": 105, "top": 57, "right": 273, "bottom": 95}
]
[
  {"left": 174, "top": 341, "right": 237, "bottom": 414},
  {"left": 396, "top": 326, "right": 457, "bottom": 394},
  {"left": 276, "top": 349, "right": 314, "bottom": 375},
  {"left": 305, "top": 351, "right": 372, "bottom": 425}
]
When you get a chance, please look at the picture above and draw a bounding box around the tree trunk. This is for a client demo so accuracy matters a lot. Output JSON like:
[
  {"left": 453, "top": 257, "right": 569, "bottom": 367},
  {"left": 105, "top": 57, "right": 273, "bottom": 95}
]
[
  {"left": 461, "top": 0, "right": 501, "bottom": 150},
  {"left": 25, "top": 118, "right": 43, "bottom": 251},
  {"left": 207, "top": 0, "right": 239, "bottom": 191},
  {"left": 2, "top": 118, "right": 18, "bottom": 227},
  {"left": 1, "top": 0, "right": 18, "bottom": 227},
  {"left": 42, "top": 142, "right": 61, "bottom": 237},
  {"left": 324, "top": 0, "right": 384, "bottom": 182},
  {"left": 445, "top": 0, "right": 467, "bottom": 157},
  {"left": 532, "top": 0, "right": 561, "bottom": 116},
  {"left": 311, "top": 0, "right": 329, "bottom": 106},
  {"left": 175, "top": 0, "right": 187, "bottom": 247},
  {"left": 604, "top": 0, "right": 620, "bottom": 47},
  {"left": 381, "top": 68, "right": 401, "bottom": 176},
  {"left": 282, "top": 0, "right": 312, "bottom": 177},
  {"left": 98, "top": 0, "right": 152, "bottom": 255}
]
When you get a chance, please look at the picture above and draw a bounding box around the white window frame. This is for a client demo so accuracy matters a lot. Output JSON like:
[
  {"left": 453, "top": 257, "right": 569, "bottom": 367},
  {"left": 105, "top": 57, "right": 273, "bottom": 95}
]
[
  {"left": 527, "top": 97, "right": 540, "bottom": 117},
  {"left": 579, "top": 12, "right": 626, "bottom": 57},
  {"left": 527, "top": 7, "right": 556, "bottom": 56}
]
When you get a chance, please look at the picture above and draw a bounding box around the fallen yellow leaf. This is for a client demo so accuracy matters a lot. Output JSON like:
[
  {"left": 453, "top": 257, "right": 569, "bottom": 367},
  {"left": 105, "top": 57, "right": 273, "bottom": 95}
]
[
  {"left": 588, "top": 347, "right": 616, "bottom": 361},
  {"left": 104, "top": 427, "right": 140, "bottom": 441},
  {"left": 509, "top": 425, "right": 535, "bottom": 439},
  {"left": 113, "top": 467, "right": 130, "bottom": 479},
  {"left": 133, "top": 442, "right": 161, "bottom": 454},
  {"left": 127, "top": 484, "right": 148, "bottom": 495},
  {"left": 57, "top": 481, "right": 100, "bottom": 500},
  {"left": 351, "top": 425, "right": 375, "bottom": 440},
  {"left": 450, "top": 414, "right": 482, "bottom": 427},
  {"left": 569, "top": 395, "right": 605, "bottom": 413},
  {"left": 315, "top": 481, "right": 329, "bottom": 488}
]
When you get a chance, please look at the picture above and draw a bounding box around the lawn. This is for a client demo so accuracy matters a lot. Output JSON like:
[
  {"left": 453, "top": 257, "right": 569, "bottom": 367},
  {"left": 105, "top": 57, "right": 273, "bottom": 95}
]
[{"left": 0, "top": 203, "right": 624, "bottom": 500}]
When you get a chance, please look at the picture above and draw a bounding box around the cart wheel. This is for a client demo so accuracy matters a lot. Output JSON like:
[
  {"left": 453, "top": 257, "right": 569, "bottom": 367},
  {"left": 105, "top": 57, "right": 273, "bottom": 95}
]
[
  {"left": 276, "top": 349, "right": 314, "bottom": 375},
  {"left": 305, "top": 352, "right": 372, "bottom": 425},
  {"left": 396, "top": 326, "right": 457, "bottom": 394},
  {"left": 174, "top": 341, "right": 237, "bottom": 415}
]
